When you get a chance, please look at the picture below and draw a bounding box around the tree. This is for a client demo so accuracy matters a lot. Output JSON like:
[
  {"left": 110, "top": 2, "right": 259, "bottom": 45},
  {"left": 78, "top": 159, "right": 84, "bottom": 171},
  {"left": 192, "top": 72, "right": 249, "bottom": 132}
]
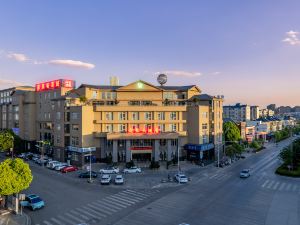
[
  {"left": 225, "top": 145, "right": 236, "bottom": 158},
  {"left": 223, "top": 121, "right": 241, "bottom": 143},
  {"left": 232, "top": 142, "right": 244, "bottom": 156},
  {"left": 0, "top": 158, "right": 33, "bottom": 208},
  {"left": 79, "top": 96, "right": 88, "bottom": 104},
  {"left": 0, "top": 131, "right": 14, "bottom": 152}
]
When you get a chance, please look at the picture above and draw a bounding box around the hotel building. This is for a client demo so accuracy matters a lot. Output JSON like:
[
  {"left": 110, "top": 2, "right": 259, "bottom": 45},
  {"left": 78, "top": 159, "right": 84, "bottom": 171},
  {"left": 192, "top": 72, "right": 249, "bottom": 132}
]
[{"left": 0, "top": 79, "right": 224, "bottom": 167}]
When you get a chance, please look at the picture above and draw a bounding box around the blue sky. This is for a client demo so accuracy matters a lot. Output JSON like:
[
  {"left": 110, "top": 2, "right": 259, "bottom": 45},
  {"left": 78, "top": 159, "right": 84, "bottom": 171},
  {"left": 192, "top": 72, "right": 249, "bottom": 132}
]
[{"left": 0, "top": 0, "right": 300, "bottom": 107}]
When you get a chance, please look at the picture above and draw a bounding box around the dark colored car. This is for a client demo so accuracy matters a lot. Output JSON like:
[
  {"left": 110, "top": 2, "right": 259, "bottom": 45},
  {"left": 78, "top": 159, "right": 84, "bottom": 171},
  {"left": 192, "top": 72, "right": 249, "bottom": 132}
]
[
  {"left": 61, "top": 165, "right": 78, "bottom": 173},
  {"left": 78, "top": 171, "right": 98, "bottom": 178}
]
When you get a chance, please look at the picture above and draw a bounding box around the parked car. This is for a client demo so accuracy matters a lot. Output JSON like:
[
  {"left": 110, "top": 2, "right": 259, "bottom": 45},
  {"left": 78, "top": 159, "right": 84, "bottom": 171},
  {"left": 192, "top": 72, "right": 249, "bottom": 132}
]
[
  {"left": 54, "top": 163, "right": 68, "bottom": 171},
  {"left": 21, "top": 194, "right": 45, "bottom": 211},
  {"left": 47, "top": 161, "right": 61, "bottom": 169},
  {"left": 100, "top": 174, "right": 111, "bottom": 184},
  {"left": 61, "top": 165, "right": 78, "bottom": 173},
  {"left": 123, "top": 166, "right": 142, "bottom": 174},
  {"left": 78, "top": 171, "right": 98, "bottom": 178},
  {"left": 114, "top": 174, "right": 124, "bottom": 184},
  {"left": 174, "top": 173, "right": 188, "bottom": 183},
  {"left": 99, "top": 167, "right": 120, "bottom": 174},
  {"left": 240, "top": 169, "right": 251, "bottom": 178}
]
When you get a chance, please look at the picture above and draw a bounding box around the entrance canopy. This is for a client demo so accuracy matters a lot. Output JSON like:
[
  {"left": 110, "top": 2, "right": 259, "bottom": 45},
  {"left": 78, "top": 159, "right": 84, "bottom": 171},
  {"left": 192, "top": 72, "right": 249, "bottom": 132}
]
[
  {"left": 184, "top": 143, "right": 214, "bottom": 152},
  {"left": 107, "top": 132, "right": 179, "bottom": 140}
]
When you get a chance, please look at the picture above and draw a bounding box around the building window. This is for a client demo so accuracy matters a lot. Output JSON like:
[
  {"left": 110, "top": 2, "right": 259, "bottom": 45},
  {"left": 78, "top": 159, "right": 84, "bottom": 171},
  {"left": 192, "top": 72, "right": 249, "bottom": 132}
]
[
  {"left": 72, "top": 153, "right": 79, "bottom": 161},
  {"left": 105, "top": 112, "right": 113, "bottom": 120},
  {"left": 132, "top": 112, "right": 139, "bottom": 120},
  {"left": 56, "top": 136, "right": 60, "bottom": 144},
  {"left": 202, "top": 135, "right": 208, "bottom": 144},
  {"left": 71, "top": 136, "right": 79, "bottom": 146},
  {"left": 157, "top": 124, "right": 165, "bottom": 132},
  {"left": 92, "top": 91, "right": 97, "bottom": 99},
  {"left": 170, "top": 124, "right": 177, "bottom": 132},
  {"left": 51, "top": 102, "right": 55, "bottom": 110},
  {"left": 56, "top": 112, "right": 61, "bottom": 120},
  {"left": 171, "top": 139, "right": 178, "bottom": 146},
  {"left": 101, "top": 92, "right": 106, "bottom": 99},
  {"left": 158, "top": 112, "right": 165, "bottom": 120},
  {"left": 170, "top": 112, "right": 177, "bottom": 120},
  {"left": 145, "top": 112, "right": 152, "bottom": 120},
  {"left": 118, "top": 124, "right": 126, "bottom": 132},
  {"left": 202, "top": 123, "right": 208, "bottom": 130},
  {"left": 202, "top": 112, "right": 208, "bottom": 118},
  {"left": 106, "top": 92, "right": 111, "bottom": 99},
  {"left": 159, "top": 139, "right": 166, "bottom": 146},
  {"left": 57, "top": 101, "right": 61, "bottom": 108},
  {"left": 71, "top": 112, "right": 79, "bottom": 120},
  {"left": 57, "top": 124, "right": 61, "bottom": 131},
  {"left": 119, "top": 112, "right": 126, "bottom": 120},
  {"left": 72, "top": 124, "right": 79, "bottom": 131},
  {"left": 105, "top": 124, "right": 113, "bottom": 132}
]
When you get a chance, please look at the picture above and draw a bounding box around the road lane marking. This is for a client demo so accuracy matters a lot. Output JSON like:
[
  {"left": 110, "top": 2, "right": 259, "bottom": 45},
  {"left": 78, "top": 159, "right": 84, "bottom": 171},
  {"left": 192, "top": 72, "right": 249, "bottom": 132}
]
[
  {"left": 266, "top": 180, "right": 275, "bottom": 189},
  {"left": 42, "top": 221, "right": 53, "bottom": 225},
  {"left": 73, "top": 207, "right": 95, "bottom": 219},
  {"left": 124, "top": 190, "right": 150, "bottom": 197},
  {"left": 57, "top": 215, "right": 76, "bottom": 225},
  {"left": 285, "top": 183, "right": 292, "bottom": 191},
  {"left": 64, "top": 212, "right": 84, "bottom": 223},
  {"left": 114, "top": 194, "right": 141, "bottom": 202},
  {"left": 117, "top": 192, "right": 144, "bottom": 201},
  {"left": 50, "top": 218, "right": 63, "bottom": 225},
  {"left": 87, "top": 203, "right": 112, "bottom": 215},
  {"left": 82, "top": 205, "right": 106, "bottom": 218},
  {"left": 262, "top": 180, "right": 270, "bottom": 188},
  {"left": 69, "top": 209, "right": 89, "bottom": 220},
  {"left": 106, "top": 196, "right": 134, "bottom": 205},
  {"left": 272, "top": 182, "right": 280, "bottom": 190},
  {"left": 98, "top": 198, "right": 127, "bottom": 209},
  {"left": 279, "top": 183, "right": 286, "bottom": 191},
  {"left": 292, "top": 184, "right": 298, "bottom": 192}
]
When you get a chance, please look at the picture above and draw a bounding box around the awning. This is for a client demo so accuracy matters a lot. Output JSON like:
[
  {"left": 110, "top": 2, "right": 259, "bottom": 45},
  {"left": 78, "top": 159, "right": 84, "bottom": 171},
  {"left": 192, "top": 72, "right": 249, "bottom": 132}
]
[{"left": 184, "top": 143, "right": 214, "bottom": 152}]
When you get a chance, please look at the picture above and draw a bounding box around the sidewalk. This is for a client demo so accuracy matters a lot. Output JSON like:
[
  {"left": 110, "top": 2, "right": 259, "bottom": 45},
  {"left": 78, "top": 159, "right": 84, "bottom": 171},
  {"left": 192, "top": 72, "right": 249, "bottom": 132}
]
[{"left": 0, "top": 212, "right": 31, "bottom": 225}]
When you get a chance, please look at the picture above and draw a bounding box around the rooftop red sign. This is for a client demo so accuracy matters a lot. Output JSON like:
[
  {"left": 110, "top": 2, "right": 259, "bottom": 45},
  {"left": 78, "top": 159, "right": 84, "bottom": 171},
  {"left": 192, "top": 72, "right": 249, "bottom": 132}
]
[{"left": 35, "top": 79, "right": 75, "bottom": 92}]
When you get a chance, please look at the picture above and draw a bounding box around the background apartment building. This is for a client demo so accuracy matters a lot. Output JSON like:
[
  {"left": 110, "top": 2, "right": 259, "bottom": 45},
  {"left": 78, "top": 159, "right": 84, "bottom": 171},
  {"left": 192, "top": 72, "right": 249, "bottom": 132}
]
[
  {"left": 223, "top": 103, "right": 250, "bottom": 122},
  {"left": 250, "top": 106, "right": 260, "bottom": 120},
  {"left": 0, "top": 79, "right": 224, "bottom": 167}
]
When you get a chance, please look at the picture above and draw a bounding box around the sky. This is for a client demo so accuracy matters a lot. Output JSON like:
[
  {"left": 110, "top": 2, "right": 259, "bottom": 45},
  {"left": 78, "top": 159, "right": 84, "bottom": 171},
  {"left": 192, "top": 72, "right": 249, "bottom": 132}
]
[{"left": 0, "top": 0, "right": 300, "bottom": 107}]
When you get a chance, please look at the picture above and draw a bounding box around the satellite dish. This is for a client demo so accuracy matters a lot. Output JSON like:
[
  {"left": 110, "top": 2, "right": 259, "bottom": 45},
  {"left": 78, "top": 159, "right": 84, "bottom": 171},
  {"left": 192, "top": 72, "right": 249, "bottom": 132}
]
[{"left": 157, "top": 74, "right": 167, "bottom": 86}]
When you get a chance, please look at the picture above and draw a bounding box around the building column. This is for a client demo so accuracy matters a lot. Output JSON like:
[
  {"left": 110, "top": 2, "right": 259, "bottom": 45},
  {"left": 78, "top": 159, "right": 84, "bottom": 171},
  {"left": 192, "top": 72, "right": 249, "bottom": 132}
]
[
  {"left": 112, "top": 140, "right": 118, "bottom": 163},
  {"left": 167, "top": 140, "right": 172, "bottom": 161},
  {"left": 153, "top": 140, "right": 160, "bottom": 162},
  {"left": 126, "top": 140, "right": 131, "bottom": 162}
]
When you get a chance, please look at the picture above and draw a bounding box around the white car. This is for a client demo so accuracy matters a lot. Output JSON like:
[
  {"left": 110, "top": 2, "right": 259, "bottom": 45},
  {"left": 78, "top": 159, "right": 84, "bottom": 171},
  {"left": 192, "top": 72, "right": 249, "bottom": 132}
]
[
  {"left": 48, "top": 161, "right": 62, "bottom": 170},
  {"left": 114, "top": 175, "right": 124, "bottom": 184},
  {"left": 123, "top": 166, "right": 142, "bottom": 174},
  {"left": 99, "top": 167, "right": 120, "bottom": 174},
  {"left": 240, "top": 169, "right": 250, "bottom": 178},
  {"left": 46, "top": 161, "right": 59, "bottom": 168},
  {"left": 100, "top": 174, "right": 111, "bottom": 184},
  {"left": 54, "top": 163, "right": 68, "bottom": 171},
  {"left": 175, "top": 173, "right": 188, "bottom": 183}
]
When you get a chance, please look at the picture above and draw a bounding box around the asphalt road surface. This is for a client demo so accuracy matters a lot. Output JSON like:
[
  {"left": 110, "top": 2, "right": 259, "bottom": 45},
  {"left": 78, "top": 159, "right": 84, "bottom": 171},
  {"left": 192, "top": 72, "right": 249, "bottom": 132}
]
[{"left": 1, "top": 137, "right": 299, "bottom": 225}]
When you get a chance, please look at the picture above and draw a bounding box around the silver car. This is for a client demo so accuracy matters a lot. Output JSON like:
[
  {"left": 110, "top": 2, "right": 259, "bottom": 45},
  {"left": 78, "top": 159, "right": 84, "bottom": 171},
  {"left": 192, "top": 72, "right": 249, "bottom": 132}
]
[
  {"left": 114, "top": 175, "right": 124, "bottom": 184},
  {"left": 100, "top": 174, "right": 111, "bottom": 184},
  {"left": 175, "top": 174, "right": 188, "bottom": 183},
  {"left": 240, "top": 169, "right": 250, "bottom": 178}
]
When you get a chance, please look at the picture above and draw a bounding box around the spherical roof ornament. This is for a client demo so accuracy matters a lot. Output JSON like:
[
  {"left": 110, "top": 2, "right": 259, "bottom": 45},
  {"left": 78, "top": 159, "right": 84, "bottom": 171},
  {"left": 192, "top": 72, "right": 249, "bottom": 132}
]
[{"left": 157, "top": 74, "right": 167, "bottom": 86}]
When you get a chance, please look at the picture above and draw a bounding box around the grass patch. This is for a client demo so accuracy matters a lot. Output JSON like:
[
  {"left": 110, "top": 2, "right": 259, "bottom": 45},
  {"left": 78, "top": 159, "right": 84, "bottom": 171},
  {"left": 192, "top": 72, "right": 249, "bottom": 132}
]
[{"left": 275, "top": 164, "right": 300, "bottom": 177}]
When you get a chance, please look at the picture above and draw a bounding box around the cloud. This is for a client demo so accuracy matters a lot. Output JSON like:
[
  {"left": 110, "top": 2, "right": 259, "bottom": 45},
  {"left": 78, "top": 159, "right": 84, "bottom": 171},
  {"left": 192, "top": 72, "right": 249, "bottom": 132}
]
[
  {"left": 3, "top": 50, "right": 95, "bottom": 70},
  {"left": 155, "top": 70, "right": 202, "bottom": 77},
  {"left": 0, "top": 78, "right": 27, "bottom": 88},
  {"left": 212, "top": 71, "right": 221, "bottom": 75},
  {"left": 7, "top": 52, "right": 28, "bottom": 62},
  {"left": 49, "top": 59, "right": 95, "bottom": 69},
  {"left": 282, "top": 30, "right": 300, "bottom": 45}
]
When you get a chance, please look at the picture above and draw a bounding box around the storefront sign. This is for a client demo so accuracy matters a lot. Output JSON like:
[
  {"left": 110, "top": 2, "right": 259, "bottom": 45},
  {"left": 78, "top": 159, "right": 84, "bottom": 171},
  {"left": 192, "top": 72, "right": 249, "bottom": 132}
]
[
  {"left": 130, "top": 146, "right": 153, "bottom": 150},
  {"left": 35, "top": 79, "right": 75, "bottom": 92},
  {"left": 184, "top": 143, "right": 214, "bottom": 151},
  {"left": 127, "top": 127, "right": 161, "bottom": 134}
]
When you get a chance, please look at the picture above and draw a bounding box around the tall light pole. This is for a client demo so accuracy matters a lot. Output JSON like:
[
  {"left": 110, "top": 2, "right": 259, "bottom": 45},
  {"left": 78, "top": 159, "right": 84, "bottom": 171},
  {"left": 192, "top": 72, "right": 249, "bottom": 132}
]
[
  {"left": 177, "top": 138, "right": 180, "bottom": 173},
  {"left": 89, "top": 149, "right": 92, "bottom": 183}
]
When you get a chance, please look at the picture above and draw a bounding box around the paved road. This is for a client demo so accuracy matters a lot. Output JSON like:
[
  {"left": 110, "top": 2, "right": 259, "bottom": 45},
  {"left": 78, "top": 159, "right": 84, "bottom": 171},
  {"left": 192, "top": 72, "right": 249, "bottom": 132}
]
[
  {"left": 1, "top": 137, "right": 299, "bottom": 225},
  {"left": 110, "top": 138, "right": 300, "bottom": 225}
]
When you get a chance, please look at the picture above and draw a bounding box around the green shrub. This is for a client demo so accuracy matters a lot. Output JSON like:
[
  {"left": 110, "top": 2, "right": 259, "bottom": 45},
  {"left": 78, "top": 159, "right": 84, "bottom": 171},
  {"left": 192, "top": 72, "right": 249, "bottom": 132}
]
[{"left": 275, "top": 164, "right": 300, "bottom": 177}]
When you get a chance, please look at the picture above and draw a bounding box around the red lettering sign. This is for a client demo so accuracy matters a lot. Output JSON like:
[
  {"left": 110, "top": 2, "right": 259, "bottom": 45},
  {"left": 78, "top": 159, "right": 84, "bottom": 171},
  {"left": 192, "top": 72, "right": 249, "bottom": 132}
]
[{"left": 35, "top": 79, "right": 75, "bottom": 92}]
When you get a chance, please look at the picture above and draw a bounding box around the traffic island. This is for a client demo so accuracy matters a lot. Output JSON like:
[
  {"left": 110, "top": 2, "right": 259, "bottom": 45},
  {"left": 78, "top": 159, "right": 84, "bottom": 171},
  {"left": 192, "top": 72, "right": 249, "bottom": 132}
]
[{"left": 275, "top": 164, "right": 300, "bottom": 177}]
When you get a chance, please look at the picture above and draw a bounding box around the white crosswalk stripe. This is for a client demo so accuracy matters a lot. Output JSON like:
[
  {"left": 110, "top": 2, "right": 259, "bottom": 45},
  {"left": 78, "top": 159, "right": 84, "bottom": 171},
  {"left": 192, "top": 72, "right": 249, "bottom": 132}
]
[
  {"left": 50, "top": 217, "right": 63, "bottom": 225},
  {"left": 260, "top": 180, "right": 299, "bottom": 193},
  {"left": 34, "top": 189, "right": 158, "bottom": 225}
]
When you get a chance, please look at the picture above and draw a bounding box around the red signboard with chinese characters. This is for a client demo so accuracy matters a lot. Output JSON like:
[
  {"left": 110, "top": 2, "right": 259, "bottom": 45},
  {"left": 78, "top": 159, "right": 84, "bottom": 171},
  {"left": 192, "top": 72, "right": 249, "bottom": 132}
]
[
  {"left": 127, "top": 127, "right": 161, "bottom": 134},
  {"left": 35, "top": 79, "right": 75, "bottom": 92}
]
